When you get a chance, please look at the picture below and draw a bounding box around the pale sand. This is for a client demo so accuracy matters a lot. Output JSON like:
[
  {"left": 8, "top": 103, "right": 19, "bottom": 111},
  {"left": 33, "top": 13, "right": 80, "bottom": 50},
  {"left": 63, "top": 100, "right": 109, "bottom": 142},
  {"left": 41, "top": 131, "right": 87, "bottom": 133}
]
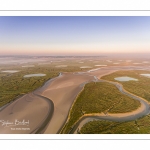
[
  {"left": 56, "top": 82, "right": 74, "bottom": 88},
  {"left": 1, "top": 66, "right": 149, "bottom": 134},
  {"left": 0, "top": 93, "right": 53, "bottom": 133},
  {"left": 88, "top": 69, "right": 117, "bottom": 79},
  {"left": 42, "top": 70, "right": 118, "bottom": 133},
  {"left": 42, "top": 73, "right": 96, "bottom": 133}
]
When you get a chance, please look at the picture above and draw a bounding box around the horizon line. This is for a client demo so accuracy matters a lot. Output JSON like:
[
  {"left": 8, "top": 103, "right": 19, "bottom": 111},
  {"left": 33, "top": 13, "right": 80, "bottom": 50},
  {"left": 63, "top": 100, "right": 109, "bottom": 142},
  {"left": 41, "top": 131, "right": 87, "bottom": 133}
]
[{"left": 1, "top": 53, "right": 150, "bottom": 56}]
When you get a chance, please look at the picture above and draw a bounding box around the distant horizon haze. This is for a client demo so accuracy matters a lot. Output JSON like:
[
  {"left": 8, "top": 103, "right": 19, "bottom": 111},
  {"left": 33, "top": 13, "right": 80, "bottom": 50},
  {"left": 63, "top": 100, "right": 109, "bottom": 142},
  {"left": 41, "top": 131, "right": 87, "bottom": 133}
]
[{"left": 1, "top": 52, "right": 150, "bottom": 57}]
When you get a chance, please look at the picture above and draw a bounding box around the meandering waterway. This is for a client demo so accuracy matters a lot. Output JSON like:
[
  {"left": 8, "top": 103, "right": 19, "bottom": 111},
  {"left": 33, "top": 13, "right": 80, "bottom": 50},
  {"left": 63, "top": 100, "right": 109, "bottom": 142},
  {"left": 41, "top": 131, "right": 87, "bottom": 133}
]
[{"left": 0, "top": 65, "right": 150, "bottom": 133}]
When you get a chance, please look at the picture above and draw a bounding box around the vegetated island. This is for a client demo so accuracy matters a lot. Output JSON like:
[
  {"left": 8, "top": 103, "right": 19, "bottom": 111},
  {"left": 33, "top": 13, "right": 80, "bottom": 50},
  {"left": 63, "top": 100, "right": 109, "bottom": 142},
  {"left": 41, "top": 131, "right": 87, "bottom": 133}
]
[
  {"left": 61, "top": 81, "right": 141, "bottom": 134},
  {"left": 78, "top": 70, "right": 150, "bottom": 134}
]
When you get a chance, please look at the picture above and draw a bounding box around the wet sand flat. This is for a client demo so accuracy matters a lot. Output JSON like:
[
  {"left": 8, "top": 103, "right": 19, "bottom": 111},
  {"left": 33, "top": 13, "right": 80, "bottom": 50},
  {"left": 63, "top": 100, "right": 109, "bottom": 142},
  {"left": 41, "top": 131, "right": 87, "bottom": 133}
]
[
  {"left": 88, "top": 69, "right": 117, "bottom": 79},
  {"left": 42, "top": 73, "right": 95, "bottom": 133},
  {"left": 0, "top": 69, "right": 117, "bottom": 134},
  {"left": 0, "top": 93, "right": 53, "bottom": 134},
  {"left": 41, "top": 70, "right": 117, "bottom": 134},
  {"left": 1, "top": 66, "right": 149, "bottom": 134}
]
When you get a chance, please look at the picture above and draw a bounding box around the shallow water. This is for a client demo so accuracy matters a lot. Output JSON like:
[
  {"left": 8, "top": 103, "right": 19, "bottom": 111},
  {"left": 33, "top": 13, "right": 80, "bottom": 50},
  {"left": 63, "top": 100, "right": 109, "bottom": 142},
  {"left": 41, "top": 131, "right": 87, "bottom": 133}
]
[
  {"left": 80, "top": 66, "right": 92, "bottom": 68},
  {"left": 1, "top": 70, "right": 19, "bottom": 73},
  {"left": 95, "top": 65, "right": 107, "bottom": 66},
  {"left": 140, "top": 74, "right": 150, "bottom": 78},
  {"left": 71, "top": 80, "right": 150, "bottom": 134},
  {"left": 24, "top": 74, "right": 46, "bottom": 77},
  {"left": 114, "top": 76, "right": 138, "bottom": 81}
]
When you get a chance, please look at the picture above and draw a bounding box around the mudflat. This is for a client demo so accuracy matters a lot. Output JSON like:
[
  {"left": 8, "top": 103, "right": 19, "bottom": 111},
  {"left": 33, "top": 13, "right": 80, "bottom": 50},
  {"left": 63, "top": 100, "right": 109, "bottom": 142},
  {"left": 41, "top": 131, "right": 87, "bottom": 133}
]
[
  {"left": 1, "top": 66, "right": 149, "bottom": 134},
  {"left": 42, "top": 72, "right": 95, "bottom": 133},
  {"left": 0, "top": 93, "right": 53, "bottom": 133},
  {"left": 41, "top": 70, "right": 117, "bottom": 133}
]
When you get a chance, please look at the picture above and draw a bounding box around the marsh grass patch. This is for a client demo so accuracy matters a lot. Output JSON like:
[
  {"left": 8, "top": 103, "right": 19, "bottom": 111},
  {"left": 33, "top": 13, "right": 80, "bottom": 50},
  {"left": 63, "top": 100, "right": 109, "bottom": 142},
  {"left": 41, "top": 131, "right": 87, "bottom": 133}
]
[
  {"left": 61, "top": 82, "right": 140, "bottom": 133},
  {"left": 102, "top": 70, "right": 150, "bottom": 102}
]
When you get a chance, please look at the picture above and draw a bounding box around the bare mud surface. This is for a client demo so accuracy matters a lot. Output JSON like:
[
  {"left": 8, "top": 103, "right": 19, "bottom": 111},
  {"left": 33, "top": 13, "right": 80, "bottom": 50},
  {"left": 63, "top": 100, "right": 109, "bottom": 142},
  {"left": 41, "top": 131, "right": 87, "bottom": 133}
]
[{"left": 1, "top": 65, "right": 150, "bottom": 133}]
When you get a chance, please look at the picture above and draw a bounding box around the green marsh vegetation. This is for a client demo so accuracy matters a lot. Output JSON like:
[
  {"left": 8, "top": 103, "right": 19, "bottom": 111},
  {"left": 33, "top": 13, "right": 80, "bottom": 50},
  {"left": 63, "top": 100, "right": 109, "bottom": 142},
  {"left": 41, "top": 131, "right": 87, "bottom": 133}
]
[
  {"left": 0, "top": 65, "right": 58, "bottom": 107},
  {"left": 0, "top": 58, "right": 110, "bottom": 107},
  {"left": 0, "top": 62, "right": 90, "bottom": 107},
  {"left": 101, "top": 70, "right": 150, "bottom": 102},
  {"left": 80, "top": 114, "right": 150, "bottom": 134},
  {"left": 61, "top": 82, "right": 140, "bottom": 133}
]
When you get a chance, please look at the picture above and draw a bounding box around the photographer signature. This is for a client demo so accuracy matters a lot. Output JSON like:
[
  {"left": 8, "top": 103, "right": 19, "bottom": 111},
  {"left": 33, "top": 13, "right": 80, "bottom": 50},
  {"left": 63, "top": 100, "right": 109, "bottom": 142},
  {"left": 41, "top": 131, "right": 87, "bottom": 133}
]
[{"left": 0, "top": 119, "right": 29, "bottom": 127}]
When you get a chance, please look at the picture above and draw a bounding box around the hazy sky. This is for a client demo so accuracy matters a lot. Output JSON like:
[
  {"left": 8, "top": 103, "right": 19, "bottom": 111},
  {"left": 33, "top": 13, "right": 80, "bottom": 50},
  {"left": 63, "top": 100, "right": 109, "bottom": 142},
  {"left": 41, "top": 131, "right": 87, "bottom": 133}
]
[{"left": 0, "top": 16, "right": 150, "bottom": 55}]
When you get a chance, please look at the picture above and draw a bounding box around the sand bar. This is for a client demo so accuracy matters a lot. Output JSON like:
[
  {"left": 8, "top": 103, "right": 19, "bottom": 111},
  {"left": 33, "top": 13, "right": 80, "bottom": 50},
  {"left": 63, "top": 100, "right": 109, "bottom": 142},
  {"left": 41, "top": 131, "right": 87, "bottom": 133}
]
[
  {"left": 1, "top": 65, "right": 150, "bottom": 134},
  {"left": 0, "top": 93, "right": 53, "bottom": 133}
]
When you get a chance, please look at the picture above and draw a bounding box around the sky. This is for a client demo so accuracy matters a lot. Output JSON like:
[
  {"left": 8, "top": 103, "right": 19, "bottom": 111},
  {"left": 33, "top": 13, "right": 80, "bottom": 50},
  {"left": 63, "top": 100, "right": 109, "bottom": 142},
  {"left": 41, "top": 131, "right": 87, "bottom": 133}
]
[{"left": 0, "top": 16, "right": 150, "bottom": 56}]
